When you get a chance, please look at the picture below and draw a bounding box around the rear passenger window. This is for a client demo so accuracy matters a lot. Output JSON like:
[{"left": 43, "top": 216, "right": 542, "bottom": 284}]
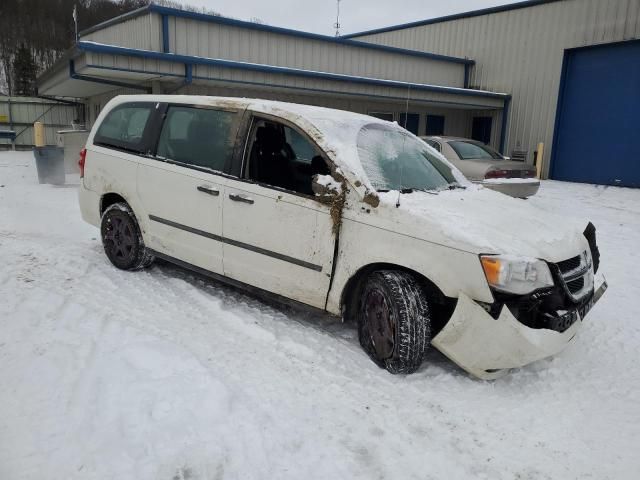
[
  {"left": 94, "top": 103, "right": 154, "bottom": 153},
  {"left": 156, "top": 106, "right": 237, "bottom": 172}
]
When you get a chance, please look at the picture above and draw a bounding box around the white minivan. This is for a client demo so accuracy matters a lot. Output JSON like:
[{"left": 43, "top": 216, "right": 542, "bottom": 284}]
[{"left": 78, "top": 95, "right": 607, "bottom": 379}]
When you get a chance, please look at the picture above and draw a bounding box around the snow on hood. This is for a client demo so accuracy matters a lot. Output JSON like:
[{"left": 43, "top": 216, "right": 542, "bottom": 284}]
[{"left": 374, "top": 186, "right": 588, "bottom": 262}]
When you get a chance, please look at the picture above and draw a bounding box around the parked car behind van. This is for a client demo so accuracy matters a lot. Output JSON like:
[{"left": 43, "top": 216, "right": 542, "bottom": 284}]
[
  {"left": 422, "top": 136, "right": 540, "bottom": 198},
  {"left": 78, "top": 95, "right": 606, "bottom": 379}
]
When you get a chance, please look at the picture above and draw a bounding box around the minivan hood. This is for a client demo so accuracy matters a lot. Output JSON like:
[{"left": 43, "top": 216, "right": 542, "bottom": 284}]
[{"left": 367, "top": 186, "right": 587, "bottom": 262}]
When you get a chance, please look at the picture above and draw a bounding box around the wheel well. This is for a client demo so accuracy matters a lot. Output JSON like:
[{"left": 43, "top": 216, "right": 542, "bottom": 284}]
[
  {"left": 100, "top": 193, "right": 127, "bottom": 215},
  {"left": 341, "top": 263, "right": 456, "bottom": 334}
]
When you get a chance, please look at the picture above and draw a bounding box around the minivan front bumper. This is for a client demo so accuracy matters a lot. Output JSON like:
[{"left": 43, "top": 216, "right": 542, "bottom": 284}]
[{"left": 432, "top": 274, "right": 607, "bottom": 380}]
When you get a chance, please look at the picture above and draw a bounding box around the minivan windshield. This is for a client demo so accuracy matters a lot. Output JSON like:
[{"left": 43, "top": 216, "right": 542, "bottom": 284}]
[
  {"left": 357, "top": 123, "right": 459, "bottom": 192},
  {"left": 448, "top": 140, "right": 503, "bottom": 160}
]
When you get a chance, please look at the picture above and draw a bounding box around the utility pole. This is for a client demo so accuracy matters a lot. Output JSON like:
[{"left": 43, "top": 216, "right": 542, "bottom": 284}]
[{"left": 334, "top": 0, "right": 341, "bottom": 37}]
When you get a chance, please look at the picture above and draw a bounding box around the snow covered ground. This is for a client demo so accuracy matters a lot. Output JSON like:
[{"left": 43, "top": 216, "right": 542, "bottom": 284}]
[{"left": 1, "top": 150, "right": 638, "bottom": 479}]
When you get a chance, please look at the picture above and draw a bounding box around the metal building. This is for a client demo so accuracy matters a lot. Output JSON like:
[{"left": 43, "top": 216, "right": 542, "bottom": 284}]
[
  {"left": 345, "top": 0, "right": 640, "bottom": 186},
  {"left": 0, "top": 96, "right": 81, "bottom": 147},
  {"left": 37, "top": 0, "right": 640, "bottom": 186},
  {"left": 37, "top": 4, "right": 510, "bottom": 152}
]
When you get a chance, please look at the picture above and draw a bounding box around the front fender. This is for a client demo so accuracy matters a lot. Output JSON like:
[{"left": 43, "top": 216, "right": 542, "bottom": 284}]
[{"left": 326, "top": 216, "right": 493, "bottom": 315}]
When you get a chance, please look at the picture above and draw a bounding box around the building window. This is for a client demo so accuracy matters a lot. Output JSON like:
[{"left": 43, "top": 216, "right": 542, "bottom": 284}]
[
  {"left": 426, "top": 115, "right": 445, "bottom": 136},
  {"left": 472, "top": 116, "right": 493, "bottom": 144},
  {"left": 399, "top": 113, "right": 420, "bottom": 135},
  {"left": 368, "top": 112, "right": 394, "bottom": 122}
]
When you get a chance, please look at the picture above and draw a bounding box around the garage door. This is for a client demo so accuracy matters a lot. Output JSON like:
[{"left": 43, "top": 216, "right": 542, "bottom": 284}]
[{"left": 551, "top": 40, "right": 640, "bottom": 187}]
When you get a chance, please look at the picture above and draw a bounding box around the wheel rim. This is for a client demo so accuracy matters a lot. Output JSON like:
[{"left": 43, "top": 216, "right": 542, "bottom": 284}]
[
  {"left": 104, "top": 215, "right": 136, "bottom": 262},
  {"left": 364, "top": 288, "right": 395, "bottom": 360}
]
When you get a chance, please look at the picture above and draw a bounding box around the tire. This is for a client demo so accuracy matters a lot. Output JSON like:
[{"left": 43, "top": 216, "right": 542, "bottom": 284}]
[
  {"left": 100, "top": 202, "right": 154, "bottom": 270},
  {"left": 357, "top": 270, "right": 432, "bottom": 374}
]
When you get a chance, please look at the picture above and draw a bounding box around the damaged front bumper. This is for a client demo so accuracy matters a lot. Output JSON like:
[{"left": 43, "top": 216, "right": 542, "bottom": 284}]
[{"left": 432, "top": 274, "right": 608, "bottom": 380}]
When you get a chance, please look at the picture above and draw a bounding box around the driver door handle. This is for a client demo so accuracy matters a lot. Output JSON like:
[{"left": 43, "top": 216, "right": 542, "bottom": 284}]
[
  {"left": 229, "top": 193, "right": 254, "bottom": 205},
  {"left": 197, "top": 185, "right": 220, "bottom": 196}
]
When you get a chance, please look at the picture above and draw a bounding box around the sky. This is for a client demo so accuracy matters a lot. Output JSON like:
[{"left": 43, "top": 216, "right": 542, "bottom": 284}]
[{"left": 174, "top": 0, "right": 517, "bottom": 36}]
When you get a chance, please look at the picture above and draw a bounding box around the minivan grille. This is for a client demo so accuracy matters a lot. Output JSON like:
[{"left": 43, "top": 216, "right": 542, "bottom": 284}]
[
  {"left": 555, "top": 251, "right": 593, "bottom": 302},
  {"left": 557, "top": 255, "right": 581, "bottom": 274},
  {"left": 566, "top": 277, "right": 584, "bottom": 294}
]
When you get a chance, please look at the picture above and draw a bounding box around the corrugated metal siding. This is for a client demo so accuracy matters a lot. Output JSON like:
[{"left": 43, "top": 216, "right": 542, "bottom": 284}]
[
  {"left": 165, "top": 16, "right": 465, "bottom": 87},
  {"left": 0, "top": 97, "right": 79, "bottom": 146},
  {"left": 353, "top": 0, "right": 640, "bottom": 174},
  {"left": 77, "top": 52, "right": 504, "bottom": 110},
  {"left": 83, "top": 12, "right": 162, "bottom": 51}
]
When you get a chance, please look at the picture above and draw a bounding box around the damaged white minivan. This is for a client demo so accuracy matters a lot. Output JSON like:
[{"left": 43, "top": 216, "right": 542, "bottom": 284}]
[{"left": 78, "top": 95, "right": 607, "bottom": 379}]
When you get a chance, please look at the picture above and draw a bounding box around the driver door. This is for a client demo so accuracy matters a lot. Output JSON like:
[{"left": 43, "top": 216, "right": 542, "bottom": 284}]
[{"left": 222, "top": 115, "right": 336, "bottom": 309}]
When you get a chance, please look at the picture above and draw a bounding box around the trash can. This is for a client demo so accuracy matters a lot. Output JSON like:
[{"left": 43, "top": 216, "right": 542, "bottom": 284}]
[{"left": 33, "top": 146, "right": 65, "bottom": 185}]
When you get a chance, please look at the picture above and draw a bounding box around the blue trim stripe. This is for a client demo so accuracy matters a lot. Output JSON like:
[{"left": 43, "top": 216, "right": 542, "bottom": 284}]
[
  {"left": 162, "top": 14, "right": 170, "bottom": 53},
  {"left": 549, "top": 49, "right": 570, "bottom": 179},
  {"left": 499, "top": 96, "right": 511, "bottom": 154},
  {"left": 342, "top": 0, "right": 563, "bottom": 38},
  {"left": 77, "top": 41, "right": 506, "bottom": 100}
]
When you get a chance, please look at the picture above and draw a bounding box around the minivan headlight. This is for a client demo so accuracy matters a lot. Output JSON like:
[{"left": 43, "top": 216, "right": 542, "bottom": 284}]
[{"left": 480, "top": 255, "right": 554, "bottom": 295}]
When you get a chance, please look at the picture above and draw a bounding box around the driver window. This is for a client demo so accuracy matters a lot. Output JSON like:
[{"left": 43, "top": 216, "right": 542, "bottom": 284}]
[{"left": 246, "top": 119, "right": 329, "bottom": 195}]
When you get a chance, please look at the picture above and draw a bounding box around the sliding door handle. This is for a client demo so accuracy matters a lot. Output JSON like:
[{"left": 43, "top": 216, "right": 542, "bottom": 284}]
[
  {"left": 197, "top": 185, "right": 220, "bottom": 196},
  {"left": 229, "top": 193, "right": 254, "bottom": 205}
]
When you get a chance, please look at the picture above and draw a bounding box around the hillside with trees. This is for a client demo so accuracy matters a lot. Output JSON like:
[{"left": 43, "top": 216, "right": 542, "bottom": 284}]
[{"left": 0, "top": 0, "right": 222, "bottom": 96}]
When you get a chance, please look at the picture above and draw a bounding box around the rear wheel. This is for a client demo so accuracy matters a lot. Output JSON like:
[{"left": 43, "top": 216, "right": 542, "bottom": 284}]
[
  {"left": 101, "top": 202, "right": 154, "bottom": 270},
  {"left": 357, "top": 270, "right": 432, "bottom": 374}
]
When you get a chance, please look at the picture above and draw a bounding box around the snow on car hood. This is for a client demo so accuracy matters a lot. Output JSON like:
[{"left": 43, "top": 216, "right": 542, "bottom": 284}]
[{"left": 371, "top": 186, "right": 588, "bottom": 262}]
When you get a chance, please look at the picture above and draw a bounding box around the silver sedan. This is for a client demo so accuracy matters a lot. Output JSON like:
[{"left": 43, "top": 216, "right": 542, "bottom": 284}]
[{"left": 421, "top": 136, "right": 540, "bottom": 198}]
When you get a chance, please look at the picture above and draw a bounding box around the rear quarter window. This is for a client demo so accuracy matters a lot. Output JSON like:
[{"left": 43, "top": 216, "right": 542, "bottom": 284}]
[{"left": 94, "top": 102, "right": 155, "bottom": 154}]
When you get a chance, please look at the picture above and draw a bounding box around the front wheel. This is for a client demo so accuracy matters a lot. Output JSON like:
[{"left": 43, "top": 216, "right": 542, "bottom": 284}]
[
  {"left": 357, "top": 270, "right": 432, "bottom": 374},
  {"left": 101, "top": 202, "right": 154, "bottom": 270}
]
